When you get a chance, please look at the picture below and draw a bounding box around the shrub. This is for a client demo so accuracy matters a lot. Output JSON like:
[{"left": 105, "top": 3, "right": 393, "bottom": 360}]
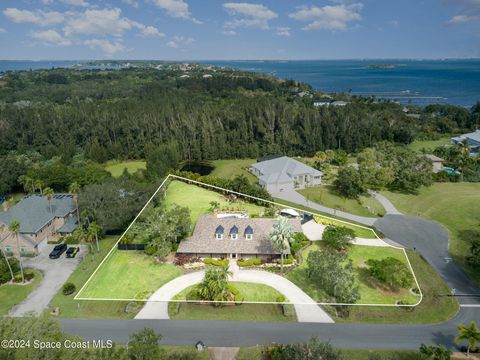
[
  {"left": 14, "top": 274, "right": 23, "bottom": 283},
  {"left": 144, "top": 245, "right": 156, "bottom": 256},
  {"left": 174, "top": 254, "right": 194, "bottom": 266},
  {"left": 203, "top": 258, "right": 228, "bottom": 267},
  {"left": 293, "top": 232, "right": 309, "bottom": 243},
  {"left": 65, "top": 236, "right": 80, "bottom": 245},
  {"left": 276, "top": 257, "right": 293, "bottom": 265},
  {"left": 234, "top": 293, "right": 244, "bottom": 304},
  {"left": 322, "top": 225, "right": 355, "bottom": 251},
  {"left": 367, "top": 257, "right": 413, "bottom": 290},
  {"left": 24, "top": 270, "right": 35, "bottom": 281},
  {"left": 48, "top": 237, "right": 64, "bottom": 245},
  {"left": 186, "top": 288, "right": 202, "bottom": 301},
  {"left": 63, "top": 282, "right": 76, "bottom": 296},
  {"left": 227, "top": 284, "right": 239, "bottom": 296},
  {"left": 237, "top": 258, "right": 262, "bottom": 267},
  {"left": 276, "top": 295, "right": 286, "bottom": 303}
]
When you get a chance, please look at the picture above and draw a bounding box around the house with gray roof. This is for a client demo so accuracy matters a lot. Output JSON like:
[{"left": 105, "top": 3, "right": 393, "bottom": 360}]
[
  {"left": 452, "top": 129, "right": 480, "bottom": 156},
  {"left": 250, "top": 156, "right": 323, "bottom": 193},
  {"left": 0, "top": 194, "right": 78, "bottom": 256},
  {"left": 177, "top": 214, "right": 302, "bottom": 259}
]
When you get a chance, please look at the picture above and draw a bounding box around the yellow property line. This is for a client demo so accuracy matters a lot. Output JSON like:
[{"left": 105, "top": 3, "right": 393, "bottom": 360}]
[{"left": 76, "top": 173, "right": 423, "bottom": 307}]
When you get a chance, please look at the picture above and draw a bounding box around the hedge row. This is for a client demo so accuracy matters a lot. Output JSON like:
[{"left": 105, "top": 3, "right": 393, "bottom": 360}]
[{"left": 203, "top": 258, "right": 229, "bottom": 267}]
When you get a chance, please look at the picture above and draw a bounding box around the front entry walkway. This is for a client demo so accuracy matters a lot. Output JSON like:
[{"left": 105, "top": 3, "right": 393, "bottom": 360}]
[{"left": 135, "top": 268, "right": 334, "bottom": 323}]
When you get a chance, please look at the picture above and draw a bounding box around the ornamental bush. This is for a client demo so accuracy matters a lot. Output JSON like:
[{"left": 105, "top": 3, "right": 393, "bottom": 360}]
[
  {"left": 63, "top": 282, "right": 76, "bottom": 296},
  {"left": 367, "top": 257, "right": 413, "bottom": 290}
]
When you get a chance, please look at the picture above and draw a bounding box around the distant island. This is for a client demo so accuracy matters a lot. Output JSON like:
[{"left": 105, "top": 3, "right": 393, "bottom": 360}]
[{"left": 368, "top": 64, "right": 401, "bottom": 69}]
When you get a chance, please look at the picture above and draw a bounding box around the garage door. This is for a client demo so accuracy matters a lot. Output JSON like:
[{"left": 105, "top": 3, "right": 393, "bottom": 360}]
[{"left": 37, "top": 238, "right": 48, "bottom": 252}]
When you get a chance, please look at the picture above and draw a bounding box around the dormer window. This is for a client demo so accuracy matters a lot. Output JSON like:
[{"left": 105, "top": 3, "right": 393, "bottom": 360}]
[
  {"left": 245, "top": 225, "right": 253, "bottom": 240},
  {"left": 215, "top": 225, "right": 224, "bottom": 240},
  {"left": 230, "top": 225, "right": 238, "bottom": 240}
]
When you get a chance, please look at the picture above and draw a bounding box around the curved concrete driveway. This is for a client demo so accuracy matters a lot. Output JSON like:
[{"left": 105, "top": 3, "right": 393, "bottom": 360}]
[{"left": 136, "top": 270, "right": 334, "bottom": 323}]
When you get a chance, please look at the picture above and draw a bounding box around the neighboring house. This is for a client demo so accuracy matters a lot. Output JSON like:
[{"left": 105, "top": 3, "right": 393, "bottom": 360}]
[
  {"left": 177, "top": 214, "right": 302, "bottom": 259},
  {"left": 331, "top": 100, "right": 349, "bottom": 106},
  {"left": 424, "top": 154, "right": 445, "bottom": 173},
  {"left": 0, "top": 194, "right": 78, "bottom": 256},
  {"left": 250, "top": 156, "right": 323, "bottom": 193},
  {"left": 451, "top": 129, "right": 480, "bottom": 156},
  {"left": 313, "top": 99, "right": 331, "bottom": 107}
]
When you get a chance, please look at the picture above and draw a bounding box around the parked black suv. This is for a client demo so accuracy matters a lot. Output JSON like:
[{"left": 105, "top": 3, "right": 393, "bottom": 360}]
[
  {"left": 49, "top": 244, "right": 67, "bottom": 259},
  {"left": 66, "top": 246, "right": 79, "bottom": 258}
]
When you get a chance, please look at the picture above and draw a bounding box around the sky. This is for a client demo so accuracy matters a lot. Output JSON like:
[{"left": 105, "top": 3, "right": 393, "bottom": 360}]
[{"left": 0, "top": 0, "right": 479, "bottom": 60}]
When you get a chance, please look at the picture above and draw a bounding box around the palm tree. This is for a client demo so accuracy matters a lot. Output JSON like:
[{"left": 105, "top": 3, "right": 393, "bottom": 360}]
[
  {"left": 456, "top": 321, "right": 480, "bottom": 357},
  {"left": 9, "top": 220, "right": 24, "bottom": 283},
  {"left": 0, "top": 224, "right": 14, "bottom": 282},
  {"left": 419, "top": 343, "right": 452, "bottom": 360},
  {"left": 68, "top": 182, "right": 80, "bottom": 222},
  {"left": 34, "top": 179, "right": 44, "bottom": 195},
  {"left": 88, "top": 221, "right": 101, "bottom": 253},
  {"left": 18, "top": 175, "right": 34, "bottom": 194},
  {"left": 198, "top": 266, "right": 232, "bottom": 305},
  {"left": 43, "top": 187, "right": 54, "bottom": 213},
  {"left": 270, "top": 217, "right": 294, "bottom": 272}
]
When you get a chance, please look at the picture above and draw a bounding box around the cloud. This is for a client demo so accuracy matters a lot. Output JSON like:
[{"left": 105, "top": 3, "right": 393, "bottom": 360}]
[
  {"left": 141, "top": 25, "right": 165, "bottom": 37},
  {"left": 167, "top": 35, "right": 194, "bottom": 48},
  {"left": 63, "top": 8, "right": 137, "bottom": 37},
  {"left": 41, "top": 0, "right": 90, "bottom": 6},
  {"left": 289, "top": 3, "right": 363, "bottom": 31},
  {"left": 276, "top": 27, "right": 291, "bottom": 36},
  {"left": 0, "top": 27, "right": 6, "bottom": 33},
  {"left": 84, "top": 38, "right": 125, "bottom": 55},
  {"left": 223, "top": 2, "right": 278, "bottom": 29},
  {"left": 152, "top": 0, "right": 201, "bottom": 23},
  {"left": 30, "top": 29, "right": 72, "bottom": 46},
  {"left": 3, "top": 8, "right": 66, "bottom": 26},
  {"left": 222, "top": 30, "right": 237, "bottom": 36},
  {"left": 122, "top": 0, "right": 140, "bottom": 8},
  {"left": 447, "top": 14, "right": 479, "bottom": 24}
]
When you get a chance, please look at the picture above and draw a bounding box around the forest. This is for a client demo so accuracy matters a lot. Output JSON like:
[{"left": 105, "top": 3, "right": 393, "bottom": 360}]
[{"left": 2, "top": 66, "right": 477, "bottom": 163}]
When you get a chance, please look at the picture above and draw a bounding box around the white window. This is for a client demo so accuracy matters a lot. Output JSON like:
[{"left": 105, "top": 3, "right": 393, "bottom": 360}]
[
  {"left": 246, "top": 234, "right": 253, "bottom": 240},
  {"left": 216, "top": 234, "right": 223, "bottom": 240},
  {"left": 231, "top": 234, "right": 238, "bottom": 240}
]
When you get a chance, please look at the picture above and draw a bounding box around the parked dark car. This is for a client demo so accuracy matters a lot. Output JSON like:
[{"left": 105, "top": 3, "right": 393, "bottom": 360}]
[
  {"left": 66, "top": 247, "right": 79, "bottom": 258},
  {"left": 49, "top": 244, "right": 67, "bottom": 259}
]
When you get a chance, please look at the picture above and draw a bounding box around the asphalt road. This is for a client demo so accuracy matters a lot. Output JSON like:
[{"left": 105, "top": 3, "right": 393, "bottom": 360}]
[
  {"left": 375, "top": 215, "right": 480, "bottom": 304},
  {"left": 60, "top": 308, "right": 480, "bottom": 349}
]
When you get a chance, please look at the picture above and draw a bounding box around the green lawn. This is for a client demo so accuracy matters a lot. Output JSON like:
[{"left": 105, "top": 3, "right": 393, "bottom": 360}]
[
  {"left": 169, "top": 282, "right": 296, "bottom": 322},
  {"left": 407, "top": 137, "right": 451, "bottom": 153},
  {"left": 104, "top": 160, "right": 146, "bottom": 177},
  {"left": 49, "top": 236, "right": 135, "bottom": 319},
  {"left": 164, "top": 180, "right": 266, "bottom": 225},
  {"left": 382, "top": 183, "right": 480, "bottom": 285},
  {"left": 298, "top": 186, "right": 386, "bottom": 217},
  {"left": 287, "top": 243, "right": 418, "bottom": 305},
  {"left": 0, "top": 269, "right": 42, "bottom": 315},
  {"left": 77, "top": 249, "right": 182, "bottom": 299},
  {"left": 342, "top": 349, "right": 423, "bottom": 360},
  {"left": 210, "top": 159, "right": 257, "bottom": 183},
  {"left": 338, "top": 249, "right": 459, "bottom": 324},
  {"left": 314, "top": 216, "right": 378, "bottom": 239}
]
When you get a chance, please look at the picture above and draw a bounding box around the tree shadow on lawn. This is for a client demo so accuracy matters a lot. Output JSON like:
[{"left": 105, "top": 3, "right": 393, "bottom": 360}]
[{"left": 356, "top": 267, "right": 405, "bottom": 296}]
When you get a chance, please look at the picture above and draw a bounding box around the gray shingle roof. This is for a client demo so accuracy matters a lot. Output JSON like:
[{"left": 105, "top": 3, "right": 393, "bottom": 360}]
[
  {"left": 57, "top": 216, "right": 78, "bottom": 234},
  {"left": 0, "top": 194, "right": 76, "bottom": 234},
  {"left": 251, "top": 156, "right": 323, "bottom": 185},
  {"left": 177, "top": 215, "right": 302, "bottom": 255},
  {"left": 452, "top": 130, "right": 480, "bottom": 145}
]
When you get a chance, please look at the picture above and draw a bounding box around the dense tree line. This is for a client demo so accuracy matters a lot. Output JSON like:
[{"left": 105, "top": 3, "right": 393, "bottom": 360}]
[{"left": 3, "top": 68, "right": 476, "bottom": 164}]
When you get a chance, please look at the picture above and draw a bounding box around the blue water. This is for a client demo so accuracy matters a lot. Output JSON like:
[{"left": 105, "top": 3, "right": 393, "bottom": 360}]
[{"left": 1, "top": 59, "right": 479, "bottom": 107}]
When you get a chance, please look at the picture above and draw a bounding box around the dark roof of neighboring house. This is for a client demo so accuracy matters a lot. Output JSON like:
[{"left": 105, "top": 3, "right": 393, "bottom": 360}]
[
  {"left": 57, "top": 216, "right": 78, "bottom": 234},
  {"left": 0, "top": 194, "right": 76, "bottom": 234},
  {"left": 177, "top": 215, "right": 302, "bottom": 255}
]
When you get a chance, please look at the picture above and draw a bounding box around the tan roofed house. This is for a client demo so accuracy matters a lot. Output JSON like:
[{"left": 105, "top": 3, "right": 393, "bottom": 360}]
[{"left": 177, "top": 215, "right": 302, "bottom": 259}]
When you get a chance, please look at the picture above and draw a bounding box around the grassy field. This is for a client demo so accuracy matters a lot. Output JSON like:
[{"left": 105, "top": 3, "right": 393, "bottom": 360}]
[
  {"left": 337, "top": 250, "right": 459, "bottom": 324},
  {"left": 49, "top": 236, "right": 136, "bottom": 319},
  {"left": 77, "top": 249, "right": 181, "bottom": 299},
  {"left": 0, "top": 269, "right": 42, "bottom": 315},
  {"left": 342, "top": 349, "right": 423, "bottom": 360},
  {"left": 164, "top": 180, "right": 266, "bottom": 225},
  {"left": 210, "top": 159, "right": 257, "bottom": 183},
  {"left": 287, "top": 243, "right": 418, "bottom": 305},
  {"left": 104, "top": 160, "right": 146, "bottom": 177},
  {"left": 298, "top": 186, "right": 386, "bottom": 217},
  {"left": 382, "top": 183, "right": 480, "bottom": 285},
  {"left": 407, "top": 137, "right": 451, "bottom": 153},
  {"left": 169, "top": 282, "right": 296, "bottom": 322}
]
